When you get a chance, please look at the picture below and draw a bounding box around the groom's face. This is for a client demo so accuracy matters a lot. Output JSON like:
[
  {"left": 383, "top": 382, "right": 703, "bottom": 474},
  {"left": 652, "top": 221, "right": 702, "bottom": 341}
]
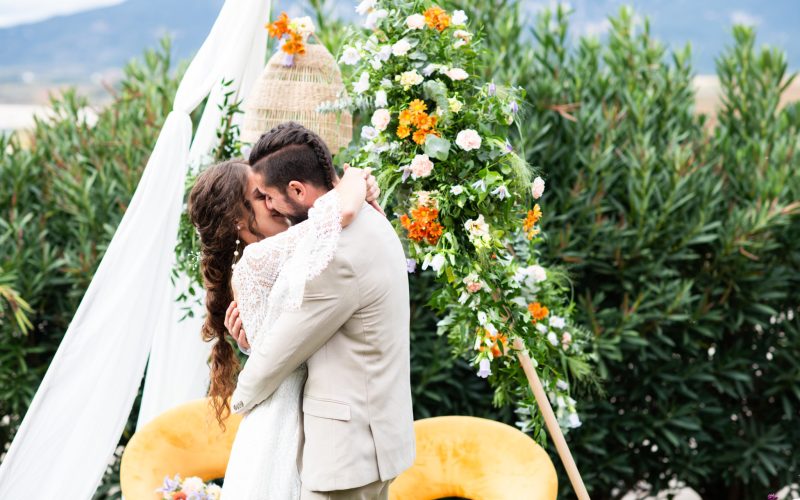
[
  {"left": 262, "top": 182, "right": 312, "bottom": 225},
  {"left": 244, "top": 170, "right": 290, "bottom": 239}
]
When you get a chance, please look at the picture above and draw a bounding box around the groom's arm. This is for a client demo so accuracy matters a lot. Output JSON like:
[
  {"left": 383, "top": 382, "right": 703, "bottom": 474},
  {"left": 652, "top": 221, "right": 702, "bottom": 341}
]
[{"left": 230, "top": 253, "right": 359, "bottom": 414}]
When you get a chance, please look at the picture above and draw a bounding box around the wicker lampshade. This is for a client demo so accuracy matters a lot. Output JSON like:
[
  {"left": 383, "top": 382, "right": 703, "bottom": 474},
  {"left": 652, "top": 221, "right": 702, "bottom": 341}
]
[{"left": 241, "top": 43, "right": 353, "bottom": 154}]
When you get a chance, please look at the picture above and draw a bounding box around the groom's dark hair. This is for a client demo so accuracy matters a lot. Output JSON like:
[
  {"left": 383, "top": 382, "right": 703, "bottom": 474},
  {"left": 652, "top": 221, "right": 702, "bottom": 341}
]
[{"left": 248, "top": 122, "right": 336, "bottom": 193}]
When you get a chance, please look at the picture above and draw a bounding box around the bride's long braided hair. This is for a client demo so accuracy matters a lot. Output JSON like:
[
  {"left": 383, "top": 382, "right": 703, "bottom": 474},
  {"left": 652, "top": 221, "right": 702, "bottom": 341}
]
[{"left": 188, "top": 159, "right": 256, "bottom": 430}]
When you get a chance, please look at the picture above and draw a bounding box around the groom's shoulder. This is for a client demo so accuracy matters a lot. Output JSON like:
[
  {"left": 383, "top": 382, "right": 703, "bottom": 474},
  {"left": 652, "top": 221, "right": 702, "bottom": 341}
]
[{"left": 339, "top": 205, "right": 401, "bottom": 254}]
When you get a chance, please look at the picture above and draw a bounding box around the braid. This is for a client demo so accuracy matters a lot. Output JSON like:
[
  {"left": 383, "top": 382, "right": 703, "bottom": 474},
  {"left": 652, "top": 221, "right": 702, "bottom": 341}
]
[{"left": 249, "top": 121, "right": 337, "bottom": 191}]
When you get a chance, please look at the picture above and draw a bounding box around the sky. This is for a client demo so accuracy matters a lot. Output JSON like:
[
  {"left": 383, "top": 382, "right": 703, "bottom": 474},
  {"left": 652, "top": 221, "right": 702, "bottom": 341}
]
[{"left": 0, "top": 0, "right": 124, "bottom": 28}]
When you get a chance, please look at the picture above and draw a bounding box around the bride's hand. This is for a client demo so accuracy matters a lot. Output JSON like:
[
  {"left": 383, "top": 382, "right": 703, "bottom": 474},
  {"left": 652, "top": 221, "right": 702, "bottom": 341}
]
[
  {"left": 335, "top": 165, "right": 370, "bottom": 225},
  {"left": 343, "top": 163, "right": 386, "bottom": 217},
  {"left": 224, "top": 301, "right": 251, "bottom": 351}
]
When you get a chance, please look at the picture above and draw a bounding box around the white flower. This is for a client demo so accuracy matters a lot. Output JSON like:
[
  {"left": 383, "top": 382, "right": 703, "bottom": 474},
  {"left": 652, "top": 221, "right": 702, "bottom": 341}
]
[
  {"left": 181, "top": 477, "right": 205, "bottom": 495},
  {"left": 568, "top": 412, "right": 582, "bottom": 428},
  {"left": 364, "top": 8, "right": 388, "bottom": 29},
  {"left": 491, "top": 185, "right": 510, "bottom": 200},
  {"left": 477, "top": 311, "right": 488, "bottom": 325},
  {"left": 452, "top": 9, "right": 468, "bottom": 26},
  {"left": 549, "top": 315, "right": 566, "bottom": 329},
  {"left": 397, "top": 70, "right": 423, "bottom": 89},
  {"left": 406, "top": 13, "right": 426, "bottom": 29},
  {"left": 339, "top": 46, "right": 361, "bottom": 65},
  {"left": 471, "top": 179, "right": 486, "bottom": 192},
  {"left": 556, "top": 395, "right": 566, "bottom": 408},
  {"left": 371, "top": 108, "right": 391, "bottom": 131},
  {"left": 535, "top": 322, "right": 549, "bottom": 334},
  {"left": 353, "top": 71, "right": 370, "bottom": 94},
  {"left": 485, "top": 323, "right": 498, "bottom": 336},
  {"left": 380, "top": 78, "right": 392, "bottom": 88},
  {"left": 422, "top": 253, "right": 446, "bottom": 273},
  {"left": 376, "top": 45, "right": 392, "bottom": 61},
  {"left": 448, "top": 97, "right": 463, "bottom": 113},
  {"left": 453, "top": 29, "right": 472, "bottom": 48},
  {"left": 517, "top": 264, "right": 547, "bottom": 284},
  {"left": 361, "top": 126, "right": 378, "bottom": 140},
  {"left": 450, "top": 185, "right": 464, "bottom": 195},
  {"left": 422, "top": 63, "right": 441, "bottom": 76},
  {"left": 531, "top": 176, "right": 546, "bottom": 199},
  {"left": 464, "top": 214, "right": 490, "bottom": 238},
  {"left": 409, "top": 154, "right": 434, "bottom": 179},
  {"left": 456, "top": 129, "right": 482, "bottom": 151},
  {"left": 370, "top": 59, "right": 383, "bottom": 70},
  {"left": 556, "top": 379, "right": 569, "bottom": 390},
  {"left": 562, "top": 332, "right": 573, "bottom": 346},
  {"left": 477, "top": 358, "right": 492, "bottom": 378},
  {"left": 444, "top": 67, "right": 469, "bottom": 80},
  {"left": 547, "top": 332, "right": 559, "bottom": 346},
  {"left": 374, "top": 90, "right": 388, "bottom": 108},
  {"left": 416, "top": 190, "right": 437, "bottom": 208},
  {"left": 291, "top": 16, "right": 315, "bottom": 37},
  {"left": 355, "top": 0, "right": 376, "bottom": 15},
  {"left": 207, "top": 484, "right": 222, "bottom": 500},
  {"left": 392, "top": 39, "right": 412, "bottom": 56}
]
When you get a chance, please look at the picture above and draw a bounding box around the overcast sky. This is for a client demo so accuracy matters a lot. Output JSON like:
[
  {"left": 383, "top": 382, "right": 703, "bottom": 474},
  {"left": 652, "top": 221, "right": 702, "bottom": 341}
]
[{"left": 0, "top": 0, "right": 124, "bottom": 28}]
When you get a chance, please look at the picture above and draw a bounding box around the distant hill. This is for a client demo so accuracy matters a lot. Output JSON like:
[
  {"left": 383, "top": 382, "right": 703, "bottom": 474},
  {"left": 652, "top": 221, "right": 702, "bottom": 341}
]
[{"left": 0, "top": 0, "right": 224, "bottom": 82}]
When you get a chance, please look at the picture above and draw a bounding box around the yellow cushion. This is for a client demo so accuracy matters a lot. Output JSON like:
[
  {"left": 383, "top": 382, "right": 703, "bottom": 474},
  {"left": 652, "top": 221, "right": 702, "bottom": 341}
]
[
  {"left": 122, "top": 400, "right": 557, "bottom": 500},
  {"left": 389, "top": 416, "right": 557, "bottom": 500},
  {"left": 120, "top": 398, "right": 241, "bottom": 499}
]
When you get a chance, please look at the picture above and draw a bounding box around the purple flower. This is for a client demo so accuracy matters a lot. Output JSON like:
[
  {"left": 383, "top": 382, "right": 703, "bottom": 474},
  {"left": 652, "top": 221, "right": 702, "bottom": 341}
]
[
  {"left": 477, "top": 359, "right": 491, "bottom": 378},
  {"left": 156, "top": 474, "right": 181, "bottom": 493},
  {"left": 505, "top": 140, "right": 513, "bottom": 153},
  {"left": 406, "top": 259, "right": 417, "bottom": 274},
  {"left": 767, "top": 494, "right": 778, "bottom": 500},
  {"left": 488, "top": 82, "right": 496, "bottom": 96},
  {"left": 282, "top": 53, "right": 295, "bottom": 67},
  {"left": 510, "top": 101, "right": 519, "bottom": 113}
]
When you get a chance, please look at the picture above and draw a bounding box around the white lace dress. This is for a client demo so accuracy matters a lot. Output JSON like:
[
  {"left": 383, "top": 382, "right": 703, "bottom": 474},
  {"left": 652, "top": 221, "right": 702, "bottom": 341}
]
[{"left": 221, "top": 190, "right": 343, "bottom": 499}]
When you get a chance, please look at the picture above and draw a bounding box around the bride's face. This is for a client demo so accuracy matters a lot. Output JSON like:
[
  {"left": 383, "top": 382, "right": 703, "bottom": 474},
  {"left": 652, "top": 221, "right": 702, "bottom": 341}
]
[{"left": 241, "top": 170, "right": 290, "bottom": 244}]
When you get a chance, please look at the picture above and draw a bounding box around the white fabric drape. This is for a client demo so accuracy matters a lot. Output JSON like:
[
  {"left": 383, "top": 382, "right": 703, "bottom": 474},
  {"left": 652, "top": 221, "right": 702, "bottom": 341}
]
[{"left": 0, "top": 1, "right": 269, "bottom": 498}]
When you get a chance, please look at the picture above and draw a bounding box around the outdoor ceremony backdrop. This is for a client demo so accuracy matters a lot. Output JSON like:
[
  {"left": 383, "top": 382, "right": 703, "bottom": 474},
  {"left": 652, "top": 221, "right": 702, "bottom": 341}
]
[{"left": 1, "top": 1, "right": 798, "bottom": 498}]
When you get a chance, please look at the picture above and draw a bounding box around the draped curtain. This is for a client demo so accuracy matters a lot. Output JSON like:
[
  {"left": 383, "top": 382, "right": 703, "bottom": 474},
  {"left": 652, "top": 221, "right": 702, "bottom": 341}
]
[{"left": 0, "top": 1, "right": 270, "bottom": 497}]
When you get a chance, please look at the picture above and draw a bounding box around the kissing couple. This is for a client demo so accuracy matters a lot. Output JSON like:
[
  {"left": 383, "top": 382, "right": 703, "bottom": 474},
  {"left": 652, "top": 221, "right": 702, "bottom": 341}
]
[{"left": 188, "top": 122, "right": 416, "bottom": 499}]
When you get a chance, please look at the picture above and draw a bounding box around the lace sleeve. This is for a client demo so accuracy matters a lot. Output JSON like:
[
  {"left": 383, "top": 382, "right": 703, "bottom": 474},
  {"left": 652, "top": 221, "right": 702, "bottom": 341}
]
[{"left": 230, "top": 189, "right": 343, "bottom": 350}]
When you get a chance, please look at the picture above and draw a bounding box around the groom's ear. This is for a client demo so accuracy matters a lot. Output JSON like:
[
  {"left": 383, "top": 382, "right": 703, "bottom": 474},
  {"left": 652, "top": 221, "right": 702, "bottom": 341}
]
[{"left": 286, "top": 180, "right": 306, "bottom": 201}]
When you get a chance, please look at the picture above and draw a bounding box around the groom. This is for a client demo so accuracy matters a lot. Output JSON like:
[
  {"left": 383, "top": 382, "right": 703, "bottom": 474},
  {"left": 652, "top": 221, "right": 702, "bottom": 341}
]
[{"left": 228, "top": 122, "right": 415, "bottom": 499}]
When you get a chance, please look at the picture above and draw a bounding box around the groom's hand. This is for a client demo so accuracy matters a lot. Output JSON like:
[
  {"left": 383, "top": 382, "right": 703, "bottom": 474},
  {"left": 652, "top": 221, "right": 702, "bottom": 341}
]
[{"left": 224, "top": 301, "right": 251, "bottom": 351}]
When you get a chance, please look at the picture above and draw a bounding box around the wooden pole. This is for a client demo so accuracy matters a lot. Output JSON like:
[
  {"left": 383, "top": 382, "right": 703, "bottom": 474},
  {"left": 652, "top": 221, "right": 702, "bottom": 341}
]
[{"left": 513, "top": 338, "right": 590, "bottom": 499}]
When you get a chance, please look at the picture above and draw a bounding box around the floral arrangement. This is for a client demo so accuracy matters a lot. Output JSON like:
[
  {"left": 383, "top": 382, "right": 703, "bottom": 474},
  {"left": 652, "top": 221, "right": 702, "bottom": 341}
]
[
  {"left": 334, "top": 0, "right": 597, "bottom": 435},
  {"left": 155, "top": 474, "right": 221, "bottom": 500},
  {"left": 266, "top": 12, "right": 316, "bottom": 66}
]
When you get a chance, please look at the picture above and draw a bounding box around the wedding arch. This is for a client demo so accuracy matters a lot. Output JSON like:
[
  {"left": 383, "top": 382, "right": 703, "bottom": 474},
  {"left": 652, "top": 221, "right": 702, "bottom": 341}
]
[{"left": 0, "top": 1, "right": 271, "bottom": 497}]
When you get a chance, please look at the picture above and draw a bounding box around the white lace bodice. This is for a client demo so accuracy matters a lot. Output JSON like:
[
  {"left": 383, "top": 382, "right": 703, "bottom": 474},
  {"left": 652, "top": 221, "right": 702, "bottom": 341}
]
[{"left": 231, "top": 189, "right": 343, "bottom": 352}]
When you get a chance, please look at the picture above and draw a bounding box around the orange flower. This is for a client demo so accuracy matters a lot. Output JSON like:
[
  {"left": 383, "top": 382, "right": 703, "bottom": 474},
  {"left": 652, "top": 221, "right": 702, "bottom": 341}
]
[
  {"left": 412, "top": 129, "right": 430, "bottom": 144},
  {"left": 528, "top": 302, "right": 549, "bottom": 322},
  {"left": 424, "top": 6, "right": 451, "bottom": 31},
  {"left": 172, "top": 493, "right": 188, "bottom": 500},
  {"left": 409, "top": 99, "right": 428, "bottom": 115},
  {"left": 478, "top": 328, "right": 509, "bottom": 358},
  {"left": 267, "top": 12, "right": 290, "bottom": 38},
  {"left": 398, "top": 109, "right": 414, "bottom": 126},
  {"left": 523, "top": 204, "right": 543, "bottom": 240},
  {"left": 282, "top": 32, "right": 306, "bottom": 55},
  {"left": 401, "top": 206, "right": 443, "bottom": 245},
  {"left": 396, "top": 124, "right": 411, "bottom": 139}
]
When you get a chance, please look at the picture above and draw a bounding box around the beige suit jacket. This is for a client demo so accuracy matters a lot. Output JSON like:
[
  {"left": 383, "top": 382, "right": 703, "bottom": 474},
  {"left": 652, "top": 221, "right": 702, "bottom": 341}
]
[{"left": 230, "top": 203, "right": 416, "bottom": 492}]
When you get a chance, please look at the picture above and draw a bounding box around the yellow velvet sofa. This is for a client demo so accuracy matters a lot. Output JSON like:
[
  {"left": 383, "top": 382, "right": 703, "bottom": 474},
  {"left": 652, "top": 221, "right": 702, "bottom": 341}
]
[{"left": 121, "top": 398, "right": 557, "bottom": 499}]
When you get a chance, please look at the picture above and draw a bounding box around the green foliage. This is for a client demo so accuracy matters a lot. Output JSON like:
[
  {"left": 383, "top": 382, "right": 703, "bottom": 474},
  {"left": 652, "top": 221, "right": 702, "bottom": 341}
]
[{"left": 462, "top": 2, "right": 800, "bottom": 497}]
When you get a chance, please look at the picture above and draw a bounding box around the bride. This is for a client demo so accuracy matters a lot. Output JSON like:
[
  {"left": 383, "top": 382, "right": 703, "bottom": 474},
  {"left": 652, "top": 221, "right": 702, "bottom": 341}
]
[{"left": 188, "top": 157, "right": 380, "bottom": 498}]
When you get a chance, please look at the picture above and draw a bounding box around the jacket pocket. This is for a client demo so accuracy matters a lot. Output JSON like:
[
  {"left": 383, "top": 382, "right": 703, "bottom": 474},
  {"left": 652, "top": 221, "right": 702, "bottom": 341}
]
[{"left": 302, "top": 395, "right": 351, "bottom": 421}]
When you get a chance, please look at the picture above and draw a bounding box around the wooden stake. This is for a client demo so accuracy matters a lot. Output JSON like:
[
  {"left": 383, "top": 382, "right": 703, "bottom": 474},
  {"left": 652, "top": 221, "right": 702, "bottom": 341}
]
[{"left": 513, "top": 338, "right": 591, "bottom": 500}]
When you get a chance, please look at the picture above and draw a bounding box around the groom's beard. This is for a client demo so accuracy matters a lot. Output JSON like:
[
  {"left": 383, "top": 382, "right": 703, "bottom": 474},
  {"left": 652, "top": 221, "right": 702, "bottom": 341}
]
[{"left": 282, "top": 196, "right": 310, "bottom": 225}]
